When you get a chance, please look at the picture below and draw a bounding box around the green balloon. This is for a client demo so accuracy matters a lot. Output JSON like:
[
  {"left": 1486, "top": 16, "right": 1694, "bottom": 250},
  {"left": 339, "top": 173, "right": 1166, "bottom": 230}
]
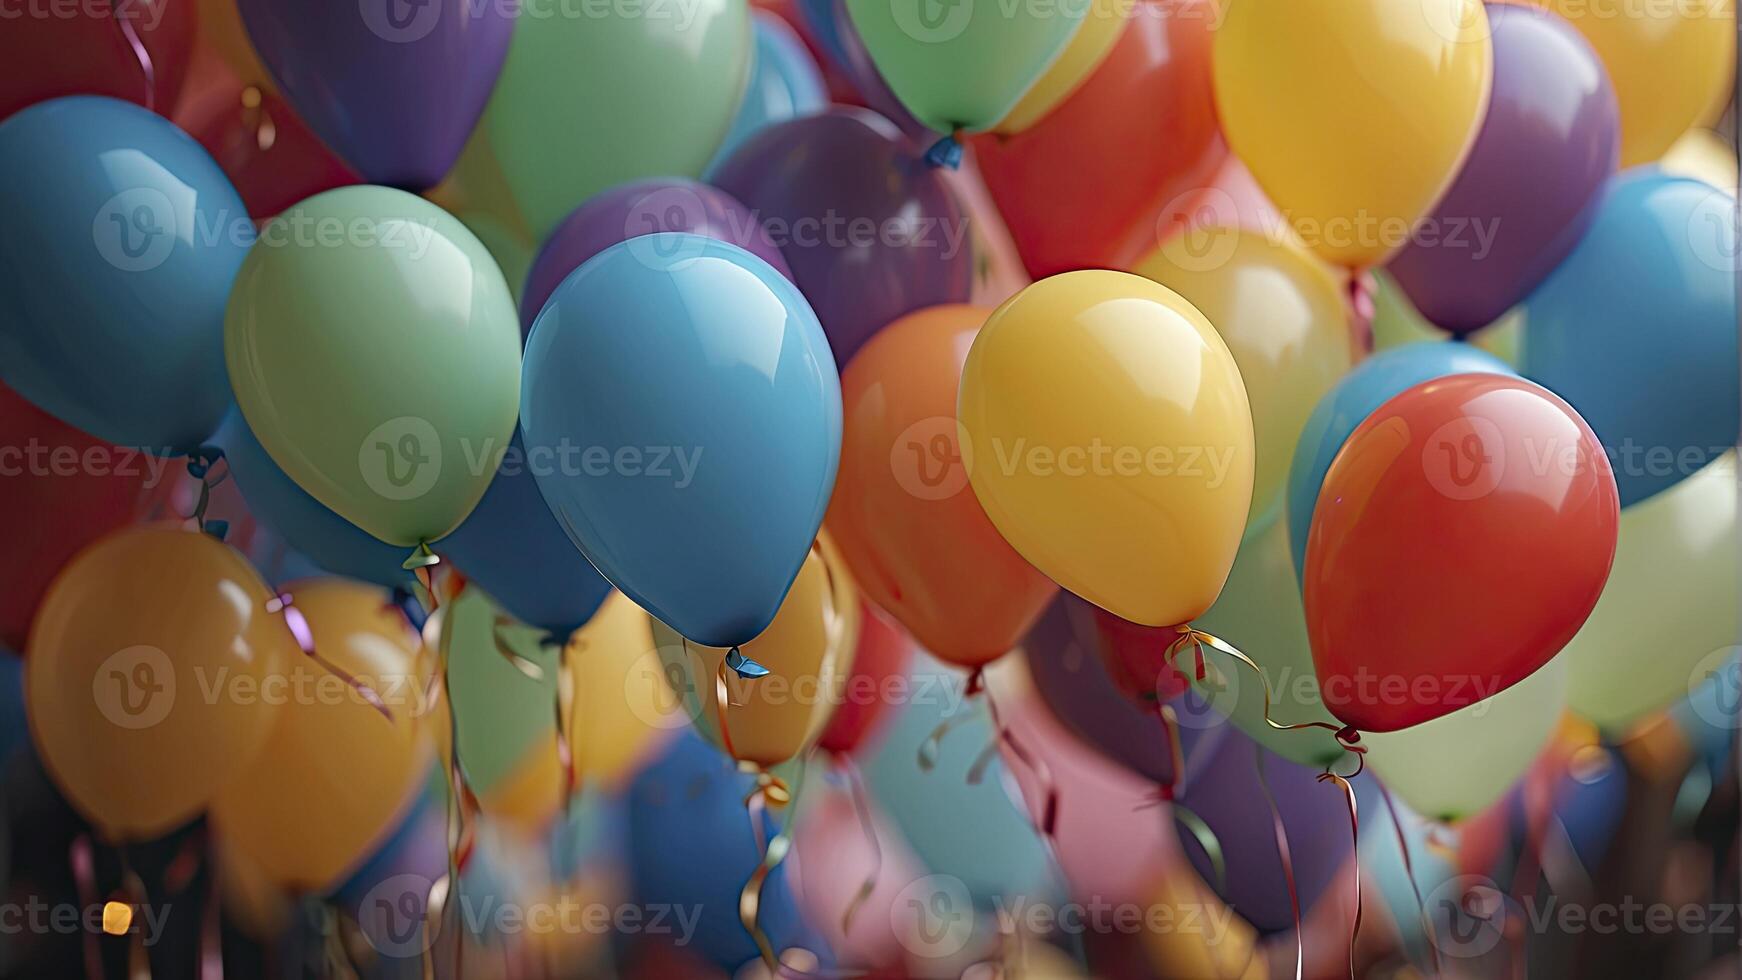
[
  {"left": 479, "top": 3, "right": 751, "bottom": 241},
  {"left": 1370, "top": 270, "right": 1521, "bottom": 367},
  {"left": 847, "top": 0, "right": 1083, "bottom": 133},
  {"left": 1564, "top": 452, "right": 1737, "bottom": 732},
  {"left": 225, "top": 186, "right": 522, "bottom": 550},
  {"left": 459, "top": 211, "right": 534, "bottom": 308},
  {"left": 442, "top": 586, "right": 560, "bottom": 796}
]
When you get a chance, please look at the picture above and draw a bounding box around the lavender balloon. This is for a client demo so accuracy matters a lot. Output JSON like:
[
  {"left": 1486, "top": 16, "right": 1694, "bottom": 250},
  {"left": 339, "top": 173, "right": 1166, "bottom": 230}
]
[
  {"left": 239, "top": 0, "right": 514, "bottom": 190},
  {"left": 1386, "top": 3, "right": 1619, "bottom": 335},
  {"left": 520, "top": 179, "right": 789, "bottom": 331},
  {"left": 713, "top": 109, "right": 974, "bottom": 366}
]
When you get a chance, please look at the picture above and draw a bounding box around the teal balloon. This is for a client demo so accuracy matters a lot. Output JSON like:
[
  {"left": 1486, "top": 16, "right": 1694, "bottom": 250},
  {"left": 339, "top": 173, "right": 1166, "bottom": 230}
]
[
  {"left": 1285, "top": 341, "right": 1515, "bottom": 578},
  {"left": 705, "top": 11, "right": 828, "bottom": 176},
  {"left": 1522, "top": 170, "right": 1739, "bottom": 507},
  {"left": 0, "top": 97, "right": 246, "bottom": 451},
  {"left": 520, "top": 234, "right": 841, "bottom": 648}
]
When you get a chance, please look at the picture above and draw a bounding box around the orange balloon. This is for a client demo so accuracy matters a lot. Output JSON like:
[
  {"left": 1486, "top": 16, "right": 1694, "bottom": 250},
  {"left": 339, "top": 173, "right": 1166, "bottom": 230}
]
[
  {"left": 825, "top": 305, "right": 1057, "bottom": 668},
  {"left": 26, "top": 525, "right": 293, "bottom": 840},
  {"left": 212, "top": 578, "right": 437, "bottom": 890}
]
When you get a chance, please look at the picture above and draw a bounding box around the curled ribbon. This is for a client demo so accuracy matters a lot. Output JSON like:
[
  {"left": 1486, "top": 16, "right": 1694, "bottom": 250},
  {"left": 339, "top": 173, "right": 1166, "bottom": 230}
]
[
  {"left": 1377, "top": 780, "right": 1443, "bottom": 977},
  {"left": 267, "top": 592, "right": 392, "bottom": 722},
  {"left": 836, "top": 754, "right": 884, "bottom": 940},
  {"left": 739, "top": 757, "right": 808, "bottom": 973},
  {"left": 1316, "top": 769, "right": 1363, "bottom": 980},
  {"left": 1254, "top": 741, "right": 1306, "bottom": 980},
  {"left": 184, "top": 446, "right": 230, "bottom": 539},
  {"left": 107, "top": 0, "right": 155, "bottom": 111}
]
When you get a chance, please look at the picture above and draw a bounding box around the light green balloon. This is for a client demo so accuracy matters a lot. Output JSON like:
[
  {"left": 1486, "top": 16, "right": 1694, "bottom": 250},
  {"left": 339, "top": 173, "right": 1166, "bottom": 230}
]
[
  {"left": 1370, "top": 270, "right": 1522, "bottom": 367},
  {"left": 1564, "top": 452, "right": 1737, "bottom": 733},
  {"left": 225, "top": 186, "right": 522, "bottom": 549},
  {"left": 479, "top": 3, "right": 751, "bottom": 241},
  {"left": 442, "top": 586, "right": 560, "bottom": 795},
  {"left": 847, "top": 0, "right": 1083, "bottom": 133},
  {"left": 459, "top": 211, "right": 534, "bottom": 308},
  {"left": 1192, "top": 518, "right": 1347, "bottom": 768},
  {"left": 1364, "top": 657, "right": 1566, "bottom": 822}
]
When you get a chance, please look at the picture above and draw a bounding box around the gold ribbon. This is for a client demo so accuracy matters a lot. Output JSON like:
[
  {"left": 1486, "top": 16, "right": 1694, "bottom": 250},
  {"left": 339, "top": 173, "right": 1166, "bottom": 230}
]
[
  {"left": 1377, "top": 780, "right": 1443, "bottom": 978},
  {"left": 836, "top": 754, "right": 883, "bottom": 940},
  {"left": 739, "top": 756, "right": 809, "bottom": 973}
]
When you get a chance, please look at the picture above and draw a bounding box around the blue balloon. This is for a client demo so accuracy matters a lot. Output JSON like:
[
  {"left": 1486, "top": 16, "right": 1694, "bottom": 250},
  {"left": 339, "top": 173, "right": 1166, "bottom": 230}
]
[
  {"left": 1285, "top": 341, "right": 1515, "bottom": 577},
  {"left": 1522, "top": 170, "right": 1739, "bottom": 507},
  {"left": 0, "top": 649, "right": 23, "bottom": 767},
  {"left": 439, "top": 430, "right": 612, "bottom": 639},
  {"left": 521, "top": 234, "right": 841, "bottom": 648},
  {"left": 0, "top": 97, "right": 247, "bottom": 452},
  {"left": 627, "top": 731, "right": 829, "bottom": 971},
  {"left": 216, "top": 408, "right": 407, "bottom": 589},
  {"left": 706, "top": 11, "right": 828, "bottom": 177},
  {"left": 792, "top": 0, "right": 851, "bottom": 71}
]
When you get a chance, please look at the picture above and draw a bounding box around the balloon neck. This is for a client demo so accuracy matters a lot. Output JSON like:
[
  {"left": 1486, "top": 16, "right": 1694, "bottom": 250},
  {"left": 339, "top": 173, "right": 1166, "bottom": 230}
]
[
  {"left": 1449, "top": 332, "right": 1470, "bottom": 344},
  {"left": 742, "top": 766, "right": 791, "bottom": 809},
  {"left": 1346, "top": 272, "right": 1376, "bottom": 355},
  {"left": 402, "top": 541, "right": 440, "bottom": 572},
  {"left": 185, "top": 444, "right": 225, "bottom": 481},
  {"left": 725, "top": 646, "right": 770, "bottom": 680},
  {"left": 923, "top": 131, "right": 965, "bottom": 170}
]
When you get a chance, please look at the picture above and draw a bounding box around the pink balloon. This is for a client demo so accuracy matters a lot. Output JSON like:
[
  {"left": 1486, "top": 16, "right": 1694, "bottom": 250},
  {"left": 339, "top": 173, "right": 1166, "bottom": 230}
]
[{"left": 790, "top": 772, "right": 930, "bottom": 971}]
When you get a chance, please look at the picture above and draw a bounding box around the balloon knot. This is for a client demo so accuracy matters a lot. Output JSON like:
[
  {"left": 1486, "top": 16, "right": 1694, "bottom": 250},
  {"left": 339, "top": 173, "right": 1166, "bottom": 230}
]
[
  {"left": 1335, "top": 725, "right": 1362, "bottom": 746},
  {"left": 402, "top": 542, "right": 440, "bottom": 571},
  {"left": 185, "top": 444, "right": 225, "bottom": 480},
  {"left": 923, "top": 132, "right": 964, "bottom": 170},
  {"left": 726, "top": 646, "right": 770, "bottom": 680},
  {"left": 964, "top": 668, "right": 984, "bottom": 697}
]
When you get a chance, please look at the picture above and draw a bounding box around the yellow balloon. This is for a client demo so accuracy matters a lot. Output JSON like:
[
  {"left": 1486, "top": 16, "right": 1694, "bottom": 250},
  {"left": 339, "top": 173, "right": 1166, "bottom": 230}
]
[
  {"left": 565, "top": 590, "right": 669, "bottom": 788},
  {"left": 212, "top": 578, "right": 437, "bottom": 891},
  {"left": 1527, "top": 0, "right": 1735, "bottom": 166},
  {"left": 958, "top": 270, "right": 1254, "bottom": 627},
  {"left": 1132, "top": 228, "right": 1353, "bottom": 532},
  {"left": 26, "top": 525, "right": 292, "bottom": 840},
  {"left": 1142, "top": 863, "right": 1265, "bottom": 979},
  {"left": 197, "top": 0, "right": 276, "bottom": 91},
  {"left": 1213, "top": 0, "right": 1494, "bottom": 268},
  {"left": 1660, "top": 128, "right": 1740, "bottom": 189},
  {"left": 993, "top": 0, "right": 1131, "bottom": 134},
  {"left": 651, "top": 537, "right": 856, "bottom": 769}
]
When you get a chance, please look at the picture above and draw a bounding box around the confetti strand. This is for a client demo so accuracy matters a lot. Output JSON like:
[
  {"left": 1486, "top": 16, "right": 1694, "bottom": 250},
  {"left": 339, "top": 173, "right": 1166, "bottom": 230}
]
[
  {"left": 1377, "top": 780, "right": 1444, "bottom": 977},
  {"left": 836, "top": 753, "right": 884, "bottom": 940},
  {"left": 1253, "top": 741, "right": 1305, "bottom": 980},
  {"left": 1315, "top": 767, "right": 1363, "bottom": 980},
  {"left": 107, "top": 0, "right": 155, "bottom": 110}
]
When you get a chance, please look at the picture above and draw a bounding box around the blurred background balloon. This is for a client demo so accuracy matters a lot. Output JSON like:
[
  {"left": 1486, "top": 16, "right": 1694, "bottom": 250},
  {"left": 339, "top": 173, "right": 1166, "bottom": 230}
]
[
  {"left": 0, "top": 0, "right": 194, "bottom": 121},
  {"left": 706, "top": 10, "right": 828, "bottom": 174},
  {"left": 816, "top": 603, "right": 913, "bottom": 757}
]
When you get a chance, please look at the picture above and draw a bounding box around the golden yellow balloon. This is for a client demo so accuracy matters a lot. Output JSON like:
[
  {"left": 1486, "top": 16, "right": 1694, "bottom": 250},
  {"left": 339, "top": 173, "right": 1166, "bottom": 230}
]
[
  {"left": 1528, "top": 0, "right": 1734, "bottom": 166},
  {"left": 994, "top": 0, "right": 1130, "bottom": 134},
  {"left": 197, "top": 0, "right": 277, "bottom": 91},
  {"left": 1132, "top": 228, "right": 1353, "bottom": 532},
  {"left": 958, "top": 270, "right": 1254, "bottom": 627},
  {"left": 1213, "top": 0, "right": 1494, "bottom": 268},
  {"left": 212, "top": 578, "right": 437, "bottom": 891},
  {"left": 26, "top": 525, "right": 293, "bottom": 840},
  {"left": 1660, "top": 128, "right": 1740, "bottom": 189},
  {"left": 651, "top": 537, "right": 856, "bottom": 769},
  {"left": 565, "top": 590, "right": 668, "bottom": 788}
]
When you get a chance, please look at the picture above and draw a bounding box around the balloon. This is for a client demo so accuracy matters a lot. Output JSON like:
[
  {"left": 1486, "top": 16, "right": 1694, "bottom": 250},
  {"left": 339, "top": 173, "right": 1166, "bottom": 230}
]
[
  {"left": 790, "top": 770, "right": 929, "bottom": 970},
  {"left": 817, "top": 602, "right": 913, "bottom": 755},
  {"left": 0, "top": 382, "right": 168, "bottom": 649},
  {"left": 213, "top": 578, "right": 437, "bottom": 890},
  {"left": 973, "top": 0, "right": 1225, "bottom": 278},
  {"left": 826, "top": 304, "right": 1057, "bottom": 669},
  {"left": 1386, "top": 4, "right": 1620, "bottom": 335},
  {"left": 800, "top": 0, "right": 934, "bottom": 142},
  {"left": 706, "top": 11, "right": 829, "bottom": 173},
  {"left": 1520, "top": 171, "right": 1739, "bottom": 507},
  {"left": 236, "top": 0, "right": 512, "bottom": 190},
  {"left": 713, "top": 109, "right": 974, "bottom": 367},
  {"left": 225, "top": 186, "right": 523, "bottom": 551},
  {"left": 651, "top": 538, "right": 856, "bottom": 768},
  {"left": 196, "top": 0, "right": 275, "bottom": 89},
  {"left": 519, "top": 179, "right": 789, "bottom": 332},
  {"left": 480, "top": 0, "right": 751, "bottom": 240},
  {"left": 26, "top": 525, "right": 293, "bottom": 839},
  {"left": 1562, "top": 453, "right": 1737, "bottom": 731},
  {"left": 1364, "top": 657, "right": 1567, "bottom": 822},
  {"left": 1213, "top": 0, "right": 1493, "bottom": 268},
  {"left": 0, "top": 650, "right": 24, "bottom": 767},
  {"left": 959, "top": 270, "right": 1254, "bottom": 627},
  {"left": 521, "top": 234, "right": 841, "bottom": 648},
  {"left": 1133, "top": 227, "right": 1354, "bottom": 533},
  {"left": 1286, "top": 341, "right": 1516, "bottom": 578},
  {"left": 333, "top": 789, "right": 447, "bottom": 938},
  {"left": 459, "top": 208, "right": 535, "bottom": 307},
  {"left": 1660, "top": 128, "right": 1740, "bottom": 189},
  {"left": 1142, "top": 865, "right": 1265, "bottom": 979},
  {"left": 0, "top": 96, "right": 247, "bottom": 451},
  {"left": 845, "top": 0, "right": 1086, "bottom": 134},
  {"left": 0, "top": 0, "right": 194, "bottom": 121},
  {"left": 992, "top": 0, "right": 1128, "bottom": 134},
  {"left": 1303, "top": 373, "right": 1619, "bottom": 732},
  {"left": 563, "top": 590, "right": 669, "bottom": 788},
  {"left": 1526, "top": 0, "right": 1735, "bottom": 166},
  {"left": 1369, "top": 270, "right": 1521, "bottom": 365},
  {"left": 439, "top": 431, "right": 612, "bottom": 640},
  {"left": 214, "top": 409, "right": 409, "bottom": 590},
  {"left": 1361, "top": 791, "right": 1457, "bottom": 969}
]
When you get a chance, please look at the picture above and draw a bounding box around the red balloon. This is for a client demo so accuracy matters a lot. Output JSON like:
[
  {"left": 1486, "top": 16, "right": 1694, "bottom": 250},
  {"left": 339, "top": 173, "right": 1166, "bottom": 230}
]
[
  {"left": 971, "top": 0, "right": 1226, "bottom": 279},
  {"left": 1089, "top": 605, "right": 1190, "bottom": 706},
  {"left": 1303, "top": 373, "right": 1619, "bottom": 732},
  {"left": 817, "top": 602, "right": 913, "bottom": 755},
  {"left": 172, "top": 48, "right": 357, "bottom": 219},
  {"left": 0, "top": 0, "right": 194, "bottom": 122},
  {"left": 0, "top": 383, "right": 163, "bottom": 650}
]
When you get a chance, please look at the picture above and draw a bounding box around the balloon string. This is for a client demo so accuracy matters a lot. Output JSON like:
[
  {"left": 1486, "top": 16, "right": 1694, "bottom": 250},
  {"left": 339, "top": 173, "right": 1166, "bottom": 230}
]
[
  {"left": 107, "top": 0, "right": 155, "bottom": 111},
  {"left": 554, "top": 635, "right": 579, "bottom": 815},
  {"left": 404, "top": 544, "right": 442, "bottom": 615},
  {"left": 184, "top": 447, "right": 230, "bottom": 539},
  {"left": 71, "top": 835, "right": 103, "bottom": 980},
  {"left": 739, "top": 755, "right": 808, "bottom": 974},
  {"left": 426, "top": 597, "right": 479, "bottom": 979},
  {"left": 1316, "top": 769, "right": 1363, "bottom": 980},
  {"left": 1377, "top": 781, "right": 1443, "bottom": 977},
  {"left": 200, "top": 832, "right": 223, "bottom": 980},
  {"left": 268, "top": 592, "right": 392, "bottom": 721},
  {"left": 1164, "top": 626, "right": 1366, "bottom": 758},
  {"left": 975, "top": 675, "right": 1059, "bottom": 838},
  {"left": 916, "top": 668, "right": 984, "bottom": 774},
  {"left": 1253, "top": 742, "right": 1305, "bottom": 980},
  {"left": 836, "top": 753, "right": 884, "bottom": 940},
  {"left": 1507, "top": 769, "right": 1554, "bottom": 978}
]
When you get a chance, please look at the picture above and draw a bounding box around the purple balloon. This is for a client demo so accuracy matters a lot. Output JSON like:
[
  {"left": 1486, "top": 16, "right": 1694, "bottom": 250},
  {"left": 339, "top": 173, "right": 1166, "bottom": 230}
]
[
  {"left": 1386, "top": 3, "right": 1619, "bottom": 335},
  {"left": 238, "top": 0, "right": 514, "bottom": 191},
  {"left": 520, "top": 179, "right": 790, "bottom": 331},
  {"left": 712, "top": 108, "right": 974, "bottom": 367}
]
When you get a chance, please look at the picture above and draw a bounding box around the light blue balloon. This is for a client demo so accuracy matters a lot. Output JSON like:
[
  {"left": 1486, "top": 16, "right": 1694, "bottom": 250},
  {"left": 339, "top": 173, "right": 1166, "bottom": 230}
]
[
  {"left": 216, "top": 408, "right": 408, "bottom": 589},
  {"left": 1361, "top": 790, "right": 1454, "bottom": 970},
  {"left": 1285, "top": 341, "right": 1515, "bottom": 578},
  {"left": 439, "top": 430, "right": 612, "bottom": 639},
  {"left": 705, "top": 11, "right": 828, "bottom": 177},
  {"left": 0, "top": 97, "right": 247, "bottom": 452},
  {"left": 1522, "top": 170, "right": 1739, "bottom": 507},
  {"left": 521, "top": 234, "right": 841, "bottom": 648}
]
